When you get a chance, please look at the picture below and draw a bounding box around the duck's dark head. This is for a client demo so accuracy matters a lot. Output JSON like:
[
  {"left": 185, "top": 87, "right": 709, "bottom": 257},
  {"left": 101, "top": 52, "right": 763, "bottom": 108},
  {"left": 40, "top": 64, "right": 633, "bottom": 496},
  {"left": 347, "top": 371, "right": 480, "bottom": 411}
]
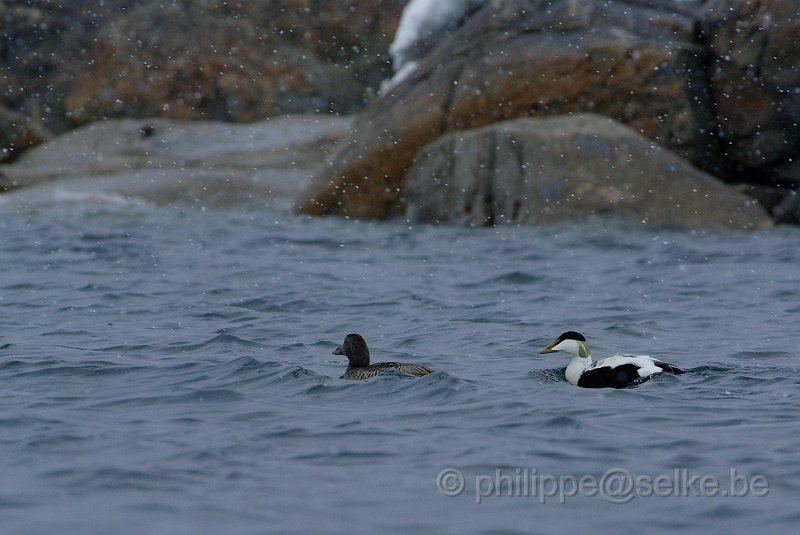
[{"left": 333, "top": 333, "right": 370, "bottom": 367}]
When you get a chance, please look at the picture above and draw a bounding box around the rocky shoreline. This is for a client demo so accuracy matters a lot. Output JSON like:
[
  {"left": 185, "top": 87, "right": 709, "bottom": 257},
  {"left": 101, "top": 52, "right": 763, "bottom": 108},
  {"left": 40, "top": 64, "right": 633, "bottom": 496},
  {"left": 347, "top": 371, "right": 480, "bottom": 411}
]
[
  {"left": 2, "top": 0, "right": 798, "bottom": 226},
  {"left": 298, "top": 0, "right": 800, "bottom": 225}
]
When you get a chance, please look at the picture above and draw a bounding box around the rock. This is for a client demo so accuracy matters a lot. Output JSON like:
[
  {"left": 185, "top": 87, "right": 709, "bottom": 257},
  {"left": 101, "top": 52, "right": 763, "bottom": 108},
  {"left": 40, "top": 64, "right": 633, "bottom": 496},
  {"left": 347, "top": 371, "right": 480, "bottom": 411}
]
[
  {"left": 0, "top": 0, "right": 404, "bottom": 134},
  {"left": 0, "top": 104, "right": 51, "bottom": 163},
  {"left": 740, "top": 183, "right": 800, "bottom": 223},
  {"left": 405, "top": 115, "right": 772, "bottom": 230},
  {"left": 0, "top": 115, "right": 351, "bottom": 210},
  {"left": 386, "top": 0, "right": 486, "bottom": 81},
  {"left": 298, "top": 0, "right": 717, "bottom": 218},
  {"left": 747, "top": 158, "right": 800, "bottom": 224},
  {"left": 771, "top": 190, "right": 800, "bottom": 223},
  {"left": 698, "top": 0, "right": 800, "bottom": 224},
  {"left": 700, "top": 0, "right": 800, "bottom": 172}
]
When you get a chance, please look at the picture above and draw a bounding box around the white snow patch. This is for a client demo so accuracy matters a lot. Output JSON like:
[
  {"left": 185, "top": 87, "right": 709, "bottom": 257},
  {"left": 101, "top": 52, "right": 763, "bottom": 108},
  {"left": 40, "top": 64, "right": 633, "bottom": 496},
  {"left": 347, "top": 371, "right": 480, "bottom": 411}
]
[{"left": 381, "top": 0, "right": 486, "bottom": 94}]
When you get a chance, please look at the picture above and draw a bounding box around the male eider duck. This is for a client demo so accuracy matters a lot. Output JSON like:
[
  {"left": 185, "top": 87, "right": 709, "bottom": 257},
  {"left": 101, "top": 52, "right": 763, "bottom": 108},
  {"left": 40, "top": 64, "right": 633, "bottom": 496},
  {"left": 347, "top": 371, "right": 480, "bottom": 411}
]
[
  {"left": 333, "top": 333, "right": 433, "bottom": 380},
  {"left": 538, "top": 331, "right": 684, "bottom": 389}
]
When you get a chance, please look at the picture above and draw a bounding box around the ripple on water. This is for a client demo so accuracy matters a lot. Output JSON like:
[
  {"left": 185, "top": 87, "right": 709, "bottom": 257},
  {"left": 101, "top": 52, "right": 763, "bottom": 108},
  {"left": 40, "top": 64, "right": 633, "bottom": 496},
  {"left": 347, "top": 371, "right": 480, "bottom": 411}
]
[
  {"left": 6, "top": 360, "right": 148, "bottom": 379},
  {"left": 456, "top": 271, "right": 545, "bottom": 289},
  {"left": 43, "top": 466, "right": 198, "bottom": 492},
  {"left": 164, "top": 332, "right": 261, "bottom": 353},
  {"left": 298, "top": 370, "right": 477, "bottom": 407},
  {"left": 527, "top": 367, "right": 566, "bottom": 384}
]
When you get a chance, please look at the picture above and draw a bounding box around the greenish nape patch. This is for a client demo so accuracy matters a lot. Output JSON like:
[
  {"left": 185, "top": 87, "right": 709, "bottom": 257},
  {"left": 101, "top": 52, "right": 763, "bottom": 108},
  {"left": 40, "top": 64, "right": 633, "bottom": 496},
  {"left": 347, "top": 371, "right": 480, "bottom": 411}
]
[{"left": 578, "top": 341, "right": 591, "bottom": 358}]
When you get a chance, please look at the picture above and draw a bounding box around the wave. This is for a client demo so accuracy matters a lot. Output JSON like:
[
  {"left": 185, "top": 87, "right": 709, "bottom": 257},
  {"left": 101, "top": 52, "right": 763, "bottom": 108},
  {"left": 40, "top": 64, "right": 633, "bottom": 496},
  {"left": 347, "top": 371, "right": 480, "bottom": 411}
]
[
  {"left": 42, "top": 466, "right": 195, "bottom": 492},
  {"left": 5, "top": 359, "right": 148, "bottom": 379},
  {"left": 456, "top": 271, "right": 544, "bottom": 288},
  {"left": 163, "top": 332, "right": 262, "bottom": 352}
]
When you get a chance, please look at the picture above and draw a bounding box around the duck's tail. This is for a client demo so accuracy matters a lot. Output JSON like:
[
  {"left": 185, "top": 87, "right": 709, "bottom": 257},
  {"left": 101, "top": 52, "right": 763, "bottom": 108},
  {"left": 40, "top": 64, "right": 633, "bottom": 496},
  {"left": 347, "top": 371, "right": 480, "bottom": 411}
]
[
  {"left": 396, "top": 363, "right": 434, "bottom": 377},
  {"left": 654, "top": 360, "right": 685, "bottom": 375}
]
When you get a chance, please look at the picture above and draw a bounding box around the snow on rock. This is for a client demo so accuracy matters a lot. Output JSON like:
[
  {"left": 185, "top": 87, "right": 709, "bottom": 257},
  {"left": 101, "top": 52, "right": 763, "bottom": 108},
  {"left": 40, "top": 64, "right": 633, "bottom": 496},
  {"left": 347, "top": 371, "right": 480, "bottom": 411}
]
[{"left": 382, "top": 0, "right": 486, "bottom": 92}]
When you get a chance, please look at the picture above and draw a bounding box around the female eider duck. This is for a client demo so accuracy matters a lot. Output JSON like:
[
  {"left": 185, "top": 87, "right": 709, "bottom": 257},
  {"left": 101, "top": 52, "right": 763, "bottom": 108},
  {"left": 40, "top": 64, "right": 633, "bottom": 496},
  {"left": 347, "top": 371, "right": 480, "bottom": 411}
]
[
  {"left": 538, "top": 331, "right": 684, "bottom": 389},
  {"left": 333, "top": 333, "right": 433, "bottom": 380}
]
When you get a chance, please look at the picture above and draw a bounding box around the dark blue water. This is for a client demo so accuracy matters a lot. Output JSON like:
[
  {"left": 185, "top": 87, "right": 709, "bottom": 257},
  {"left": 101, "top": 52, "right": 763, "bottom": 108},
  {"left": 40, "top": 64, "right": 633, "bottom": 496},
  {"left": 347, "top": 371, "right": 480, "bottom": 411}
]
[{"left": 1, "top": 203, "right": 798, "bottom": 534}]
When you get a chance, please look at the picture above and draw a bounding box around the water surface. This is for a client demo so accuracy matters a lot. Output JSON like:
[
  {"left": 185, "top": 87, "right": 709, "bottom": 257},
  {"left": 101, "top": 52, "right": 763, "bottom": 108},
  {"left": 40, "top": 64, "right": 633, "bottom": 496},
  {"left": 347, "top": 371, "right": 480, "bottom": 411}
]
[{"left": 1, "top": 202, "right": 797, "bottom": 534}]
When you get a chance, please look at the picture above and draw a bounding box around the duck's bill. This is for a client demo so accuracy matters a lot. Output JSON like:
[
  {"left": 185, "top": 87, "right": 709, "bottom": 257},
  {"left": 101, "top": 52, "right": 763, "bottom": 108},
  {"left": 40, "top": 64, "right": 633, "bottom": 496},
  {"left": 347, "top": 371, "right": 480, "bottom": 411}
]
[
  {"left": 537, "top": 341, "right": 558, "bottom": 354},
  {"left": 333, "top": 346, "right": 343, "bottom": 355}
]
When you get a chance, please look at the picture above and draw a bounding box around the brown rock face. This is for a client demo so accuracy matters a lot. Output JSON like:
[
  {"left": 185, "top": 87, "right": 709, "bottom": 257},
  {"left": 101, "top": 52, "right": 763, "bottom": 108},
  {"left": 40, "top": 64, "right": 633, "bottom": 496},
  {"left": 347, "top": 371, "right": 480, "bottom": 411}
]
[
  {"left": 405, "top": 114, "right": 772, "bottom": 230},
  {"left": 298, "top": 0, "right": 714, "bottom": 218},
  {"left": 700, "top": 0, "right": 800, "bottom": 172},
  {"left": 1, "top": 0, "right": 404, "bottom": 134}
]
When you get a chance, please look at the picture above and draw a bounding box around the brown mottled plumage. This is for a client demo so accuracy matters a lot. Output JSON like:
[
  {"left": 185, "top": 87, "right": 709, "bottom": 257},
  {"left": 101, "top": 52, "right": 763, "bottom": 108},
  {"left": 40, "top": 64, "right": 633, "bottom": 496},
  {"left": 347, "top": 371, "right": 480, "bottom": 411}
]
[{"left": 333, "top": 333, "right": 433, "bottom": 380}]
